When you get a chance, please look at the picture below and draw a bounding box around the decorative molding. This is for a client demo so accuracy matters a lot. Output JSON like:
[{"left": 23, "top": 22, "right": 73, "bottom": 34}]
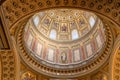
[
  {"left": 0, "top": 0, "right": 120, "bottom": 79},
  {"left": 110, "top": 35, "right": 120, "bottom": 80},
  {"left": 21, "top": 71, "right": 36, "bottom": 80},
  {"left": 0, "top": 17, "right": 9, "bottom": 49},
  {"left": 1, "top": 0, "right": 120, "bottom": 31},
  {"left": 0, "top": 50, "right": 16, "bottom": 80},
  {"left": 16, "top": 18, "right": 113, "bottom": 78},
  {"left": 0, "top": 54, "right": 1, "bottom": 80},
  {"left": 91, "top": 71, "right": 108, "bottom": 80}
]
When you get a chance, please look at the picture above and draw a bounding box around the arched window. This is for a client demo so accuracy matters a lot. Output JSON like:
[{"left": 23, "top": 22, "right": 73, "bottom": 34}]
[
  {"left": 89, "top": 16, "right": 95, "bottom": 27},
  {"left": 49, "top": 29, "right": 57, "bottom": 40},
  {"left": 33, "top": 15, "right": 39, "bottom": 27},
  {"left": 72, "top": 29, "right": 79, "bottom": 40}
]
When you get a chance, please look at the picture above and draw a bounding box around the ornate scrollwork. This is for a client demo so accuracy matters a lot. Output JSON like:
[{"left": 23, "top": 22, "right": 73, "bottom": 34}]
[
  {"left": 1, "top": 0, "right": 119, "bottom": 30},
  {"left": 0, "top": 51, "right": 16, "bottom": 80},
  {"left": 16, "top": 18, "right": 113, "bottom": 78}
]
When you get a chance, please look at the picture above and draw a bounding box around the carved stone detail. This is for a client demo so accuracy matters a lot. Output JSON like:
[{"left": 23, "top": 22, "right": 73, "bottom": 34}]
[
  {"left": 16, "top": 20, "right": 113, "bottom": 78},
  {"left": 0, "top": 51, "right": 16, "bottom": 80},
  {"left": 1, "top": 0, "right": 120, "bottom": 30}
]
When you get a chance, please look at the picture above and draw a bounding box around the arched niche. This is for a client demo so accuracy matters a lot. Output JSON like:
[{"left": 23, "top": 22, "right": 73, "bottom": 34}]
[{"left": 110, "top": 35, "right": 120, "bottom": 80}]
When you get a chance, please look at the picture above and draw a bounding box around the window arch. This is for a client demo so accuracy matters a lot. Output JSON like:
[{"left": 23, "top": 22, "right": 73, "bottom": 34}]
[
  {"left": 49, "top": 29, "right": 57, "bottom": 40},
  {"left": 72, "top": 29, "right": 79, "bottom": 40},
  {"left": 33, "top": 15, "right": 40, "bottom": 27},
  {"left": 89, "top": 16, "right": 95, "bottom": 27}
]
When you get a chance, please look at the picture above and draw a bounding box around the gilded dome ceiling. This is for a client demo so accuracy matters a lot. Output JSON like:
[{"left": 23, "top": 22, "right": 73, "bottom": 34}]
[
  {"left": 30, "top": 9, "right": 97, "bottom": 41},
  {"left": 23, "top": 9, "right": 106, "bottom": 68}
]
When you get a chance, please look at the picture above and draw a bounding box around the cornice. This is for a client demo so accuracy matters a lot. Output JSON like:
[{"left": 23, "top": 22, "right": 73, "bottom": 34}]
[
  {"left": 0, "top": 0, "right": 120, "bottom": 79},
  {"left": 109, "top": 34, "right": 120, "bottom": 80},
  {"left": 1, "top": 0, "right": 120, "bottom": 31},
  {"left": 16, "top": 16, "right": 113, "bottom": 78}
]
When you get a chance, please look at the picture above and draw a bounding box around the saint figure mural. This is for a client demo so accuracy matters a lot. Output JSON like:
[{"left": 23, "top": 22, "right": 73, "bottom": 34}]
[
  {"left": 61, "top": 24, "right": 67, "bottom": 32},
  {"left": 43, "top": 18, "right": 51, "bottom": 27},
  {"left": 61, "top": 52, "right": 67, "bottom": 63}
]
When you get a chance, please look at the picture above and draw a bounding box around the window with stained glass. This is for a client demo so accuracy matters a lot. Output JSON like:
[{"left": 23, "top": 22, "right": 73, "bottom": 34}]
[
  {"left": 72, "top": 29, "right": 79, "bottom": 40},
  {"left": 89, "top": 16, "right": 95, "bottom": 27},
  {"left": 49, "top": 29, "right": 57, "bottom": 40},
  {"left": 33, "top": 15, "right": 39, "bottom": 27}
]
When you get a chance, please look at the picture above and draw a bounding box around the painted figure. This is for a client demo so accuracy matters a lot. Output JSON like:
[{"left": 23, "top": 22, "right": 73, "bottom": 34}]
[
  {"left": 61, "top": 24, "right": 67, "bottom": 32},
  {"left": 79, "top": 19, "right": 85, "bottom": 26},
  {"left": 61, "top": 52, "right": 67, "bottom": 63},
  {"left": 70, "top": 22, "right": 76, "bottom": 29},
  {"left": 44, "top": 18, "right": 50, "bottom": 26}
]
